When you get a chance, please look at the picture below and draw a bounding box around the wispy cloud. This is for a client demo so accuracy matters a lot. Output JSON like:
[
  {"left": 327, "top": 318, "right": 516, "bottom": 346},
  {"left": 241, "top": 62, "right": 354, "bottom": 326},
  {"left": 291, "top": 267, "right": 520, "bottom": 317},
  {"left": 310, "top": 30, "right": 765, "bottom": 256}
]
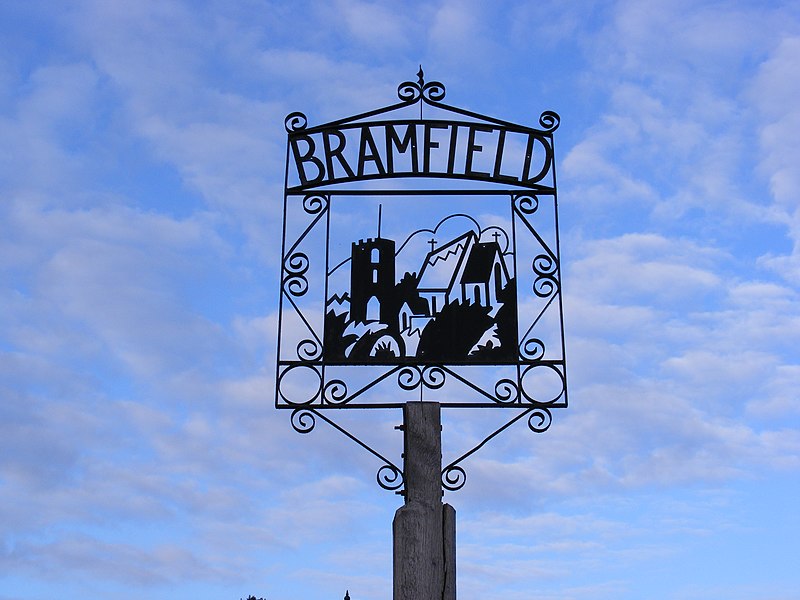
[{"left": 1, "top": 1, "right": 798, "bottom": 599}]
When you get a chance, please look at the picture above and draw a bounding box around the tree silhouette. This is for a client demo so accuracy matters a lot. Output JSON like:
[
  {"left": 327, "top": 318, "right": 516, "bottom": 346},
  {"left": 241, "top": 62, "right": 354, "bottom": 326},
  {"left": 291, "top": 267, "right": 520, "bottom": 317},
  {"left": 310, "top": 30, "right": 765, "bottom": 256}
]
[
  {"left": 324, "top": 308, "right": 358, "bottom": 360},
  {"left": 390, "top": 271, "right": 426, "bottom": 322},
  {"left": 417, "top": 300, "right": 493, "bottom": 361}
]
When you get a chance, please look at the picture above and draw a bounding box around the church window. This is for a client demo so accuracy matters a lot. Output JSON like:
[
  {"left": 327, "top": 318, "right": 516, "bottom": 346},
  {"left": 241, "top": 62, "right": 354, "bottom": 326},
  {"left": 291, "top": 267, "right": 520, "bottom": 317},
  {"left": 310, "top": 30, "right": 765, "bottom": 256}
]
[{"left": 366, "top": 296, "right": 380, "bottom": 321}]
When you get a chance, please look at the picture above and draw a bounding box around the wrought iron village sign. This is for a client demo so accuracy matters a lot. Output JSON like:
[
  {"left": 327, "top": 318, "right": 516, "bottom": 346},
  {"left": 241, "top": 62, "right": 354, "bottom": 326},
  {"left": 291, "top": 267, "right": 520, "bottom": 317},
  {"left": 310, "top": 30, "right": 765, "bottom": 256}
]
[{"left": 277, "top": 70, "right": 567, "bottom": 493}]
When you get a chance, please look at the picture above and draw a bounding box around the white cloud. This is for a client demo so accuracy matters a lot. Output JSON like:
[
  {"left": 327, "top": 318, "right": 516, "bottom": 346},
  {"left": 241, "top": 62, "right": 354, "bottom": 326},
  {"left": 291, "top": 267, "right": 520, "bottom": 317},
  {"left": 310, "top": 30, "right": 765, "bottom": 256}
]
[
  {"left": 1, "top": 198, "right": 231, "bottom": 380},
  {"left": 428, "top": 0, "right": 499, "bottom": 71},
  {"left": 568, "top": 233, "right": 725, "bottom": 308},
  {"left": 750, "top": 36, "right": 800, "bottom": 283},
  {"left": 332, "top": 0, "right": 415, "bottom": 51},
  {"left": 3, "top": 534, "right": 235, "bottom": 586},
  {"left": 1, "top": 0, "right": 799, "bottom": 598},
  {"left": 0, "top": 62, "right": 100, "bottom": 196}
]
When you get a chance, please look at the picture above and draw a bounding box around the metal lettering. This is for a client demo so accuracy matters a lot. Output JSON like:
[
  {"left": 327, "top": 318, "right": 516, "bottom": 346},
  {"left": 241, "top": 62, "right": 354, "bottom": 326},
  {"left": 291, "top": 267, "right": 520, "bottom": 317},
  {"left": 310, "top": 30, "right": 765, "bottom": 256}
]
[
  {"left": 323, "top": 129, "right": 355, "bottom": 180},
  {"left": 288, "top": 122, "right": 553, "bottom": 189},
  {"left": 290, "top": 134, "right": 325, "bottom": 186},
  {"left": 492, "top": 129, "right": 517, "bottom": 183},
  {"left": 385, "top": 124, "right": 419, "bottom": 174},
  {"left": 423, "top": 123, "right": 450, "bottom": 174},
  {"left": 358, "top": 126, "right": 387, "bottom": 177},
  {"left": 464, "top": 124, "right": 494, "bottom": 178}
]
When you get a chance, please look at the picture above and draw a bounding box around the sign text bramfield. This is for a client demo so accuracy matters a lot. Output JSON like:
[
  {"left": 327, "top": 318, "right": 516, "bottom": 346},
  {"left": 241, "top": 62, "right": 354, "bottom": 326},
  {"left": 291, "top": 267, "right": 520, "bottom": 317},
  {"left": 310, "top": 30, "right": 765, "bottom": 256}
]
[{"left": 287, "top": 120, "right": 554, "bottom": 190}]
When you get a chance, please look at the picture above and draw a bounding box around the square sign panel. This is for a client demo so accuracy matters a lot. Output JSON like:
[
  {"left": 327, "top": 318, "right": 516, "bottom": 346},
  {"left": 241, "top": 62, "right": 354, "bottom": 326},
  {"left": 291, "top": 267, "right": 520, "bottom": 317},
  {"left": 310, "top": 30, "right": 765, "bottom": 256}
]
[{"left": 277, "top": 73, "right": 566, "bottom": 410}]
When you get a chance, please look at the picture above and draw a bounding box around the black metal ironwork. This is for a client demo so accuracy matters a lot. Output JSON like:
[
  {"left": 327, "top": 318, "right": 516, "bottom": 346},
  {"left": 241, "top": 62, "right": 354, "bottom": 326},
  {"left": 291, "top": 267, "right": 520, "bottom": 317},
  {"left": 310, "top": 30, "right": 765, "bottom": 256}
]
[
  {"left": 277, "top": 69, "right": 567, "bottom": 491},
  {"left": 441, "top": 406, "right": 552, "bottom": 491},
  {"left": 290, "top": 407, "right": 404, "bottom": 491}
]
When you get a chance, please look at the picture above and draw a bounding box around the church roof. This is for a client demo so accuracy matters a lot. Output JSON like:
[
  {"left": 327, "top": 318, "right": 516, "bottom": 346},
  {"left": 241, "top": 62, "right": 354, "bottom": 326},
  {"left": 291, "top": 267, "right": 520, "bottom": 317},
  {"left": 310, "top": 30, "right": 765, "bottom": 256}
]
[
  {"left": 461, "top": 242, "right": 501, "bottom": 283},
  {"left": 416, "top": 231, "right": 476, "bottom": 292}
]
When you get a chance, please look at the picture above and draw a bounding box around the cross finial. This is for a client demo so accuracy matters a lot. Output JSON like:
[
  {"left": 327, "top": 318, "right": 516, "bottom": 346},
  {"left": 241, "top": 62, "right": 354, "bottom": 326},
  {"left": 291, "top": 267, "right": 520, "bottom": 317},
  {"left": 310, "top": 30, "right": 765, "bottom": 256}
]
[
  {"left": 428, "top": 237, "right": 437, "bottom": 253},
  {"left": 492, "top": 231, "right": 502, "bottom": 244}
]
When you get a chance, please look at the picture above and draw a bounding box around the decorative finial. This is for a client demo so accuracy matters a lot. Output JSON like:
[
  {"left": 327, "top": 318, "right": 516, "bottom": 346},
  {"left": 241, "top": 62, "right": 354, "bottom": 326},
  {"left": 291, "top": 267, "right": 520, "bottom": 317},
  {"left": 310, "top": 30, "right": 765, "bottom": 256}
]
[
  {"left": 344, "top": 591, "right": 351, "bottom": 600},
  {"left": 396, "top": 66, "right": 445, "bottom": 104}
]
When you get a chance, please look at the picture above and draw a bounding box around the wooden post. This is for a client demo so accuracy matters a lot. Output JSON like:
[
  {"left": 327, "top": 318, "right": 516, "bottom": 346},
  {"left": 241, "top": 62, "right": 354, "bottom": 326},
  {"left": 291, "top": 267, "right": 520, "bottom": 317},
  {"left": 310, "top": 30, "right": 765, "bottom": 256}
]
[
  {"left": 443, "top": 502, "right": 456, "bottom": 599},
  {"left": 393, "top": 402, "right": 456, "bottom": 600}
]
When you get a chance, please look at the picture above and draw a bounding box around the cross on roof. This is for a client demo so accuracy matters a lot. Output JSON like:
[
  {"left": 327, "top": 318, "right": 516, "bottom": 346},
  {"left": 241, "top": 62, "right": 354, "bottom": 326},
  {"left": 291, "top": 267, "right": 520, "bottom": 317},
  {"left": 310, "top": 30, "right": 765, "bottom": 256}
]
[{"left": 428, "top": 238, "right": 437, "bottom": 253}]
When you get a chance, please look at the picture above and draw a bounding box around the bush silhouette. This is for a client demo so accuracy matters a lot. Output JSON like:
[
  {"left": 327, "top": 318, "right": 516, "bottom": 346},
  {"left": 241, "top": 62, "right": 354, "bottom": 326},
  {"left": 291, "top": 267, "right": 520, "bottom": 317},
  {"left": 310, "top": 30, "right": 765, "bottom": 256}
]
[{"left": 417, "top": 300, "right": 492, "bottom": 361}]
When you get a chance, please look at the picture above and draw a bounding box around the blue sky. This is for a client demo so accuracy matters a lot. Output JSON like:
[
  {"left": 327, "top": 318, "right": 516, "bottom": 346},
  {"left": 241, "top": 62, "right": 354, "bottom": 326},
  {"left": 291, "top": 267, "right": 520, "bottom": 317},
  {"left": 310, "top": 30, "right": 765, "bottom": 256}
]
[{"left": 1, "top": 1, "right": 799, "bottom": 599}]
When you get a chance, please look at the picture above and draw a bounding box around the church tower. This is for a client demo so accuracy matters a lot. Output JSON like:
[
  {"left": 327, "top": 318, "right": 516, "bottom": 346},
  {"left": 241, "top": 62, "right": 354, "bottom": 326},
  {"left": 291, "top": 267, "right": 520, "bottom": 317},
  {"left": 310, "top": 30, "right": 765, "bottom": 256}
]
[
  {"left": 350, "top": 206, "right": 395, "bottom": 324},
  {"left": 350, "top": 236, "right": 396, "bottom": 324}
]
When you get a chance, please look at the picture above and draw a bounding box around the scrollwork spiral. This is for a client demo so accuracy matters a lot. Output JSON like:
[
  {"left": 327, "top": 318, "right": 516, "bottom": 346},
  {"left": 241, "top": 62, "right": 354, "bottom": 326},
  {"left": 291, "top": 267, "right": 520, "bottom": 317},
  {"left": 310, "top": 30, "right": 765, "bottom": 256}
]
[
  {"left": 377, "top": 464, "right": 404, "bottom": 491},
  {"left": 442, "top": 465, "right": 466, "bottom": 492},
  {"left": 532, "top": 254, "right": 558, "bottom": 298},
  {"left": 397, "top": 80, "right": 422, "bottom": 102},
  {"left": 528, "top": 407, "right": 552, "bottom": 433},
  {"left": 521, "top": 338, "right": 545, "bottom": 361},
  {"left": 533, "top": 254, "right": 556, "bottom": 276},
  {"left": 494, "top": 378, "right": 519, "bottom": 404},
  {"left": 538, "top": 110, "right": 560, "bottom": 133},
  {"left": 516, "top": 194, "right": 540, "bottom": 215},
  {"left": 422, "top": 366, "right": 446, "bottom": 389},
  {"left": 296, "top": 338, "right": 321, "bottom": 361},
  {"left": 534, "top": 276, "right": 557, "bottom": 297},
  {"left": 291, "top": 409, "right": 316, "bottom": 434},
  {"left": 397, "top": 68, "right": 446, "bottom": 103},
  {"left": 422, "top": 80, "right": 446, "bottom": 102},
  {"left": 283, "top": 252, "right": 309, "bottom": 297},
  {"left": 322, "top": 379, "right": 349, "bottom": 405},
  {"left": 398, "top": 366, "right": 422, "bottom": 390},
  {"left": 284, "top": 111, "right": 308, "bottom": 133},
  {"left": 302, "top": 194, "right": 327, "bottom": 215}
]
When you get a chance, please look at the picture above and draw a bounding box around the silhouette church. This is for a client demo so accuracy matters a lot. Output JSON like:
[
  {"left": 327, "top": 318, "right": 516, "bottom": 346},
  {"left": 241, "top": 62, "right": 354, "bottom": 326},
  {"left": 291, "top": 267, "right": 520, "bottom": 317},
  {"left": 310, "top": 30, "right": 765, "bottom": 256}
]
[{"left": 325, "top": 214, "right": 516, "bottom": 362}]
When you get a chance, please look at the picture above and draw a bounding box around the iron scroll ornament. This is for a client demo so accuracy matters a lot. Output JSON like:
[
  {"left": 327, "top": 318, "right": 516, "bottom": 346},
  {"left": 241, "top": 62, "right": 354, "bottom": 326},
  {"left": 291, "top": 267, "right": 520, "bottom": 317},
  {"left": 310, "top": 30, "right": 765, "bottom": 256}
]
[
  {"left": 286, "top": 69, "right": 559, "bottom": 136},
  {"left": 291, "top": 408, "right": 404, "bottom": 492},
  {"left": 284, "top": 69, "right": 560, "bottom": 191},
  {"left": 277, "top": 70, "right": 567, "bottom": 493}
]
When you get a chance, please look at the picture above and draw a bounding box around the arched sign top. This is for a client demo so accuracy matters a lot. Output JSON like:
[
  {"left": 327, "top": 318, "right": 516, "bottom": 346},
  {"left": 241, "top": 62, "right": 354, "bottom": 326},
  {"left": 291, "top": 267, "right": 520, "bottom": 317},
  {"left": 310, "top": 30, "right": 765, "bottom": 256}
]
[
  {"left": 285, "top": 69, "right": 560, "bottom": 134},
  {"left": 284, "top": 69, "right": 560, "bottom": 192}
]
